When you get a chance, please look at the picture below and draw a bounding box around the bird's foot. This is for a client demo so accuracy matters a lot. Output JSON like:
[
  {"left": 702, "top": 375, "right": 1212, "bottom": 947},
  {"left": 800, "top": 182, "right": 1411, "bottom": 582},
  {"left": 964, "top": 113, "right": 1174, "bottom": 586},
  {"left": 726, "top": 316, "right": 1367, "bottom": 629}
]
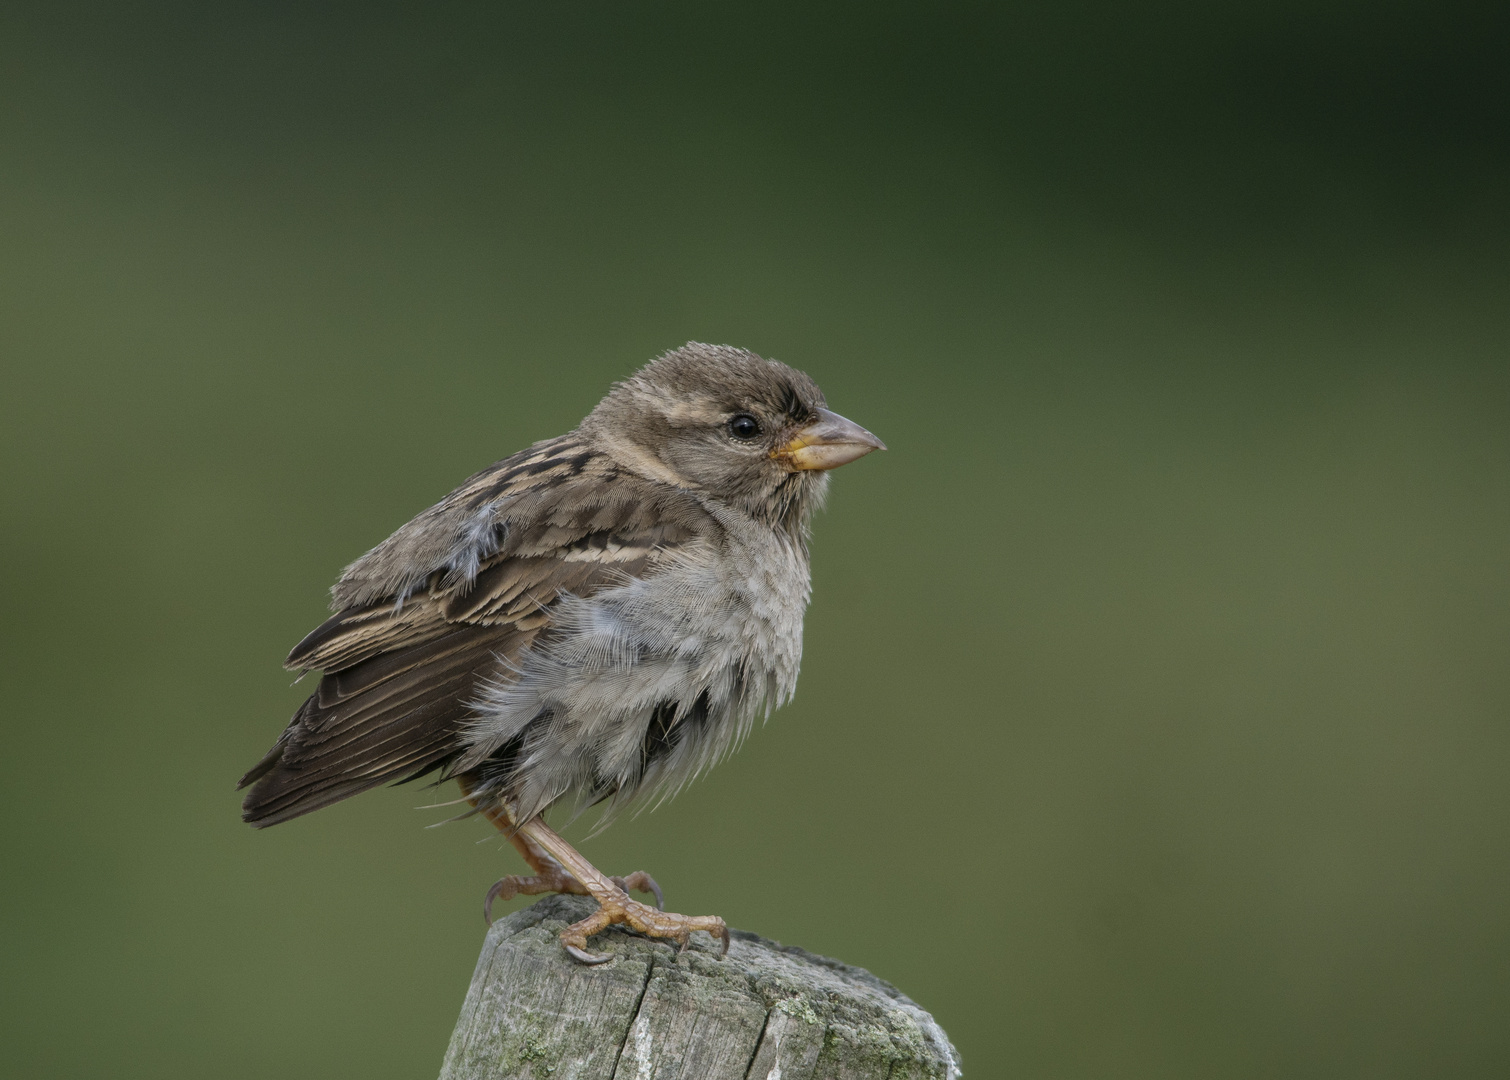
[
  {"left": 484, "top": 867, "right": 663, "bottom": 924},
  {"left": 484, "top": 810, "right": 726, "bottom": 965},
  {"left": 559, "top": 888, "right": 729, "bottom": 965}
]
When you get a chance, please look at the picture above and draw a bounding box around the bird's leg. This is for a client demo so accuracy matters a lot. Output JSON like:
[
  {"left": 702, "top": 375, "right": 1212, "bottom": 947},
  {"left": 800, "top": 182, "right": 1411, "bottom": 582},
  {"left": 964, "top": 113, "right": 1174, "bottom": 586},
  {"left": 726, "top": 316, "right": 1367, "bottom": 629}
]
[
  {"left": 516, "top": 815, "right": 730, "bottom": 965},
  {"left": 473, "top": 797, "right": 590, "bottom": 922},
  {"left": 463, "top": 783, "right": 662, "bottom": 923}
]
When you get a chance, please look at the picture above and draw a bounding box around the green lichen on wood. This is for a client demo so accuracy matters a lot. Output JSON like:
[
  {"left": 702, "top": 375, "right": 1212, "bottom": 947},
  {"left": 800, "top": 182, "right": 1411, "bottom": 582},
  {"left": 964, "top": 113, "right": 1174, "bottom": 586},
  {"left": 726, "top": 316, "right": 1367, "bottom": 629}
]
[{"left": 773, "top": 994, "right": 823, "bottom": 1025}]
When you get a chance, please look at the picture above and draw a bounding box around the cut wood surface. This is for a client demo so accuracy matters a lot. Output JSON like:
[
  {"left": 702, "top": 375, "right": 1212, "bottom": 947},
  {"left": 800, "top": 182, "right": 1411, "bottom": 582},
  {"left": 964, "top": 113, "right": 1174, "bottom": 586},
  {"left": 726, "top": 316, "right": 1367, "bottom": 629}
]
[{"left": 439, "top": 894, "right": 963, "bottom": 1080}]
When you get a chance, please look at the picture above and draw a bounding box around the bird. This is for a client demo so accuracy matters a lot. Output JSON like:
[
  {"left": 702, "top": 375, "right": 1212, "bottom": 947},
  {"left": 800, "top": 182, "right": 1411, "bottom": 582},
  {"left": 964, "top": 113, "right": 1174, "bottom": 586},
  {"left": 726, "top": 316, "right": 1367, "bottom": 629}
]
[{"left": 238, "top": 342, "right": 885, "bottom": 963}]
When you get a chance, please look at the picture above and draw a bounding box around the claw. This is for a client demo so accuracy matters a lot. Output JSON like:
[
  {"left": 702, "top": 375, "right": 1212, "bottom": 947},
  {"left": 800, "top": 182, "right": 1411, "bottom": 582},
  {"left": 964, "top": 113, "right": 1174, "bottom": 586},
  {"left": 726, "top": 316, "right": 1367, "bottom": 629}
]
[
  {"left": 564, "top": 944, "right": 614, "bottom": 965},
  {"left": 717, "top": 925, "right": 730, "bottom": 958},
  {"left": 483, "top": 877, "right": 519, "bottom": 925},
  {"left": 611, "top": 872, "right": 665, "bottom": 911}
]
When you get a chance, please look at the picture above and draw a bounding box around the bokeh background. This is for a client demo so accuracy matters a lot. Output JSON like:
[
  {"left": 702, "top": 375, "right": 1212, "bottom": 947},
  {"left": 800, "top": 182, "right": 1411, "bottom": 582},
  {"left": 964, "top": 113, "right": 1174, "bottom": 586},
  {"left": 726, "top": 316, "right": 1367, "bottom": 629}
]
[{"left": 2, "top": 3, "right": 1507, "bottom": 1077}]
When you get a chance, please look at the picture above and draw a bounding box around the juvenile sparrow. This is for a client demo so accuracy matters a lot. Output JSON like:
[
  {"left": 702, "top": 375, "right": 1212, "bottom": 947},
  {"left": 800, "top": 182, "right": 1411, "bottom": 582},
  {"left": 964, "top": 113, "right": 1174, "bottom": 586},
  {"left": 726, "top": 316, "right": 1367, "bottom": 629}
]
[{"left": 239, "top": 343, "right": 885, "bottom": 962}]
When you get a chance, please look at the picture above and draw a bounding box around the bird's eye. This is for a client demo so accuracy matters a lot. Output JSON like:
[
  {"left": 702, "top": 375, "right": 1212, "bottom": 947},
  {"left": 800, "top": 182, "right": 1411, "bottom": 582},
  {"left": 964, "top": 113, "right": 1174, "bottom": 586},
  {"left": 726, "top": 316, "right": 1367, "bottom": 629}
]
[{"left": 728, "top": 414, "right": 761, "bottom": 440}]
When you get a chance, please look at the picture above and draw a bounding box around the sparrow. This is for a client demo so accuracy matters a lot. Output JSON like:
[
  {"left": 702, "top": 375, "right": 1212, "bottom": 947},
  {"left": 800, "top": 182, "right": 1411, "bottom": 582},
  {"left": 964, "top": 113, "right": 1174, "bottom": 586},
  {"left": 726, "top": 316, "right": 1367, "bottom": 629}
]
[{"left": 239, "top": 343, "right": 885, "bottom": 962}]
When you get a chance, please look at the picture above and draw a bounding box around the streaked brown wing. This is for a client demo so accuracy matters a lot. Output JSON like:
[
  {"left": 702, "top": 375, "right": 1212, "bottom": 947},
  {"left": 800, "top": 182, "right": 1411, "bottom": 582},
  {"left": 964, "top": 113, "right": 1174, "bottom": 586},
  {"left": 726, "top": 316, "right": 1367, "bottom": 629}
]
[{"left": 238, "top": 438, "right": 716, "bottom": 827}]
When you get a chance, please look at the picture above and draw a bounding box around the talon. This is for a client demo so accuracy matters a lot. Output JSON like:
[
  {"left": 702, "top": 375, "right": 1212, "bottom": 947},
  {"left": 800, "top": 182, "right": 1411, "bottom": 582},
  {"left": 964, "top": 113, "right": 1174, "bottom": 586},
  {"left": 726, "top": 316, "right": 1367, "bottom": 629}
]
[
  {"left": 612, "top": 872, "right": 665, "bottom": 910},
  {"left": 716, "top": 925, "right": 730, "bottom": 958},
  {"left": 483, "top": 877, "right": 519, "bottom": 924},
  {"left": 642, "top": 874, "right": 665, "bottom": 911},
  {"left": 564, "top": 944, "right": 614, "bottom": 965}
]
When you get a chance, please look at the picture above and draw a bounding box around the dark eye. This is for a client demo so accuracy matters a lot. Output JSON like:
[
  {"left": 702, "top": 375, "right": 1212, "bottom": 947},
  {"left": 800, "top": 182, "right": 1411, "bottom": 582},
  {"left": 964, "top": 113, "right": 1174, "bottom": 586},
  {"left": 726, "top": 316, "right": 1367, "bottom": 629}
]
[{"left": 728, "top": 414, "right": 761, "bottom": 440}]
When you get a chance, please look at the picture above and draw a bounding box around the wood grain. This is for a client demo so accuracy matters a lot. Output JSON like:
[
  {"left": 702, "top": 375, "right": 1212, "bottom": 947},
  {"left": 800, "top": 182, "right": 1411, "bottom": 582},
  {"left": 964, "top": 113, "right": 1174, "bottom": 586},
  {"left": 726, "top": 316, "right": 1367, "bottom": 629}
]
[{"left": 439, "top": 895, "right": 962, "bottom": 1080}]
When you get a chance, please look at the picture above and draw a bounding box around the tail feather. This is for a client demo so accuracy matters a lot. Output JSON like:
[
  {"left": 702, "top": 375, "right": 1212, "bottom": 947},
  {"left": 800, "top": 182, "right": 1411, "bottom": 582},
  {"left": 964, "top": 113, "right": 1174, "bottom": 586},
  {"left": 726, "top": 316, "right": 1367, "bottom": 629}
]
[{"left": 239, "top": 623, "right": 523, "bottom": 827}]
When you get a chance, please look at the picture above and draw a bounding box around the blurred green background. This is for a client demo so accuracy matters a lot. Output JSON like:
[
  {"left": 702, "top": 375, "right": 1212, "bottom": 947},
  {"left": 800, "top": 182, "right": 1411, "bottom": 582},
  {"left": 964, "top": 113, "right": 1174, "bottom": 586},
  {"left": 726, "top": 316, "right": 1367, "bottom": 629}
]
[{"left": 2, "top": 3, "right": 1507, "bottom": 1077}]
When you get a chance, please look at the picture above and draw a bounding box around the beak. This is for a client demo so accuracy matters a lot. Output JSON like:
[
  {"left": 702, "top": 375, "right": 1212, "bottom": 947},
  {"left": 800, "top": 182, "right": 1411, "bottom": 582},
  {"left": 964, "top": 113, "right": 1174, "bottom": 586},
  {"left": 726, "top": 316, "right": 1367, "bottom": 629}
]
[{"left": 775, "top": 408, "right": 887, "bottom": 471}]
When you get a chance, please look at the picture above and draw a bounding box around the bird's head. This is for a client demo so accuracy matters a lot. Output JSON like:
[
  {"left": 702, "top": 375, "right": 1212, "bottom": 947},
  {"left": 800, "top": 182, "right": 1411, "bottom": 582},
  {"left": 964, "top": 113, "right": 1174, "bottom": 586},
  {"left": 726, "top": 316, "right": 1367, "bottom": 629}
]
[{"left": 583, "top": 342, "right": 885, "bottom": 530}]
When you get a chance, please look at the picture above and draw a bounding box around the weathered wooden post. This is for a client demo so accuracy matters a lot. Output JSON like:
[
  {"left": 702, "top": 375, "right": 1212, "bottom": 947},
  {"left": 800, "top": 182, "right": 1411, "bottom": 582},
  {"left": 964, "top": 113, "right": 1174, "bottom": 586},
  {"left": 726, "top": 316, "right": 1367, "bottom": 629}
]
[{"left": 439, "top": 894, "right": 962, "bottom": 1079}]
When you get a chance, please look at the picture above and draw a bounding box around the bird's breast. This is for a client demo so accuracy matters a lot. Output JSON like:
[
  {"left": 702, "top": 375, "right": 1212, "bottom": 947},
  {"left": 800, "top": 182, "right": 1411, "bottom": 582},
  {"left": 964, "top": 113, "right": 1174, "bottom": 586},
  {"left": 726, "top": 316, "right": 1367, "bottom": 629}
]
[
  {"left": 714, "top": 526, "right": 812, "bottom": 702},
  {"left": 461, "top": 520, "right": 813, "bottom": 822}
]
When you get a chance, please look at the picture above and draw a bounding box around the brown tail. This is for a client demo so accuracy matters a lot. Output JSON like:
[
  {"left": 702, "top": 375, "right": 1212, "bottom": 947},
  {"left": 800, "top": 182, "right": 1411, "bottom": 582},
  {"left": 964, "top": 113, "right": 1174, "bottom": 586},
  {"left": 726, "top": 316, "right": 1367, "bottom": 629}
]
[{"left": 238, "top": 624, "right": 508, "bottom": 826}]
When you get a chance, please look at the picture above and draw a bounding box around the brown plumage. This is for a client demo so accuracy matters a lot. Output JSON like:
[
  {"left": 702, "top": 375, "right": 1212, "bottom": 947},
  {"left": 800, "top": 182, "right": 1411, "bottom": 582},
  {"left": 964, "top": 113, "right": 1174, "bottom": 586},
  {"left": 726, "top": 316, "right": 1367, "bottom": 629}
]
[{"left": 239, "top": 436, "right": 713, "bottom": 826}]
